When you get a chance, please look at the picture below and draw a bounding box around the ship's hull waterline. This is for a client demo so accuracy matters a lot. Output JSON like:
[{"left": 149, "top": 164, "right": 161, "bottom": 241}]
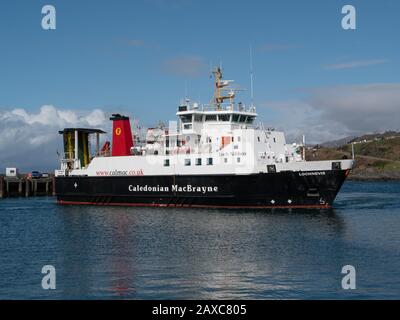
[{"left": 56, "top": 170, "right": 349, "bottom": 209}]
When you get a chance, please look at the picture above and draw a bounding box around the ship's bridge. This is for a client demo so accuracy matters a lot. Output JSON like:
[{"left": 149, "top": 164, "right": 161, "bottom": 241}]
[
  {"left": 176, "top": 102, "right": 257, "bottom": 133},
  {"left": 176, "top": 67, "right": 257, "bottom": 134}
]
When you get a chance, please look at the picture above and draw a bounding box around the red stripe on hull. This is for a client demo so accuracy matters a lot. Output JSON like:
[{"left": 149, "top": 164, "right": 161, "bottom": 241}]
[{"left": 57, "top": 200, "right": 331, "bottom": 209}]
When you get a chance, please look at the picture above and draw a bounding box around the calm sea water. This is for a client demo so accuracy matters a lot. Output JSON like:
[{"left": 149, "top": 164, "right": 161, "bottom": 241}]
[{"left": 0, "top": 181, "right": 399, "bottom": 299}]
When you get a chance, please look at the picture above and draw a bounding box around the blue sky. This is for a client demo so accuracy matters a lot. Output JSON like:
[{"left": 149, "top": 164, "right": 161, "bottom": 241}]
[{"left": 0, "top": 0, "right": 399, "bottom": 170}]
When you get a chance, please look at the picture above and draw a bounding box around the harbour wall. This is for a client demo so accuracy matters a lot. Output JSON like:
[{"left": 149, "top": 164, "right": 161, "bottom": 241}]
[{"left": 0, "top": 176, "right": 55, "bottom": 198}]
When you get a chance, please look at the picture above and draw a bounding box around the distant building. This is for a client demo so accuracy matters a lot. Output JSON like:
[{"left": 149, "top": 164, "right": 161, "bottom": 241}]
[{"left": 6, "top": 168, "right": 18, "bottom": 177}]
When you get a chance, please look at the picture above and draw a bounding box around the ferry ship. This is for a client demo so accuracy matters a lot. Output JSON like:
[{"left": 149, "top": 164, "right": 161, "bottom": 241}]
[{"left": 55, "top": 68, "right": 354, "bottom": 208}]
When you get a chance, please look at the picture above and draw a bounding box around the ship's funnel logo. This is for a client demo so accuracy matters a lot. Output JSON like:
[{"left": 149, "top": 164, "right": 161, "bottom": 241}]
[{"left": 110, "top": 114, "right": 133, "bottom": 156}]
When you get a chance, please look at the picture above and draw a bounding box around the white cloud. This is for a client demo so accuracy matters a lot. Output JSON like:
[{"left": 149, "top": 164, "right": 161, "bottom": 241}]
[
  {"left": 258, "top": 43, "right": 298, "bottom": 52},
  {"left": 162, "top": 55, "right": 208, "bottom": 77},
  {"left": 125, "top": 39, "right": 146, "bottom": 47},
  {"left": 84, "top": 109, "right": 107, "bottom": 126},
  {"left": 261, "top": 83, "right": 400, "bottom": 143},
  {"left": 124, "top": 39, "right": 161, "bottom": 50},
  {"left": 323, "top": 59, "right": 388, "bottom": 70},
  {"left": 0, "top": 105, "right": 108, "bottom": 172}
]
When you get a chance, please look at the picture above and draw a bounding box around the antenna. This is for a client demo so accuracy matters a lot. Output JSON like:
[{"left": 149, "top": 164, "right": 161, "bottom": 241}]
[
  {"left": 184, "top": 80, "right": 188, "bottom": 100},
  {"left": 249, "top": 44, "right": 254, "bottom": 108}
]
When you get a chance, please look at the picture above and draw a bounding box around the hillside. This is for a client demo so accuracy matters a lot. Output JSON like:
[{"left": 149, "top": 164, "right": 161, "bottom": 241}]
[
  {"left": 349, "top": 131, "right": 400, "bottom": 144},
  {"left": 307, "top": 136, "right": 400, "bottom": 180}
]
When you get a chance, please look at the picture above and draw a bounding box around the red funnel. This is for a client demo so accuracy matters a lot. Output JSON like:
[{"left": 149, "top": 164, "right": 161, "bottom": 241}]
[{"left": 110, "top": 114, "right": 134, "bottom": 156}]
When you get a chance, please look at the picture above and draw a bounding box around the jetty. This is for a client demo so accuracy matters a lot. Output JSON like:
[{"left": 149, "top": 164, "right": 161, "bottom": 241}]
[{"left": 0, "top": 175, "right": 55, "bottom": 198}]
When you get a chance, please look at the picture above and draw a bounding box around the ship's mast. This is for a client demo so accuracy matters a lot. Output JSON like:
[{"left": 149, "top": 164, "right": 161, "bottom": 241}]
[
  {"left": 213, "top": 67, "right": 222, "bottom": 109},
  {"left": 212, "top": 67, "right": 235, "bottom": 110},
  {"left": 250, "top": 44, "right": 254, "bottom": 108}
]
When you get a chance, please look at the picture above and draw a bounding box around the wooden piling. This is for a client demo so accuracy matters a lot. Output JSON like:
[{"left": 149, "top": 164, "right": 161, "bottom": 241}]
[
  {"left": 0, "top": 176, "right": 3, "bottom": 199},
  {"left": 0, "top": 176, "right": 54, "bottom": 199},
  {"left": 52, "top": 177, "right": 56, "bottom": 196},
  {"left": 18, "top": 180, "right": 23, "bottom": 196},
  {"left": 25, "top": 179, "right": 30, "bottom": 197}
]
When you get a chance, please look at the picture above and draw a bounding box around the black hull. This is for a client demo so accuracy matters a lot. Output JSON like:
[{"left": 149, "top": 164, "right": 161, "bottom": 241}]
[{"left": 55, "top": 170, "right": 350, "bottom": 208}]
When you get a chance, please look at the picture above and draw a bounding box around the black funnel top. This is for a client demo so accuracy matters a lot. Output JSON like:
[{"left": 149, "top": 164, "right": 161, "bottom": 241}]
[{"left": 110, "top": 114, "right": 130, "bottom": 121}]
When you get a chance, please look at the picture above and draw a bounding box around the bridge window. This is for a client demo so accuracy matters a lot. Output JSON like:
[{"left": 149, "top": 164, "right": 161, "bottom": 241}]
[
  {"left": 196, "top": 158, "right": 202, "bottom": 166},
  {"left": 205, "top": 115, "right": 217, "bottom": 122},
  {"left": 183, "top": 124, "right": 192, "bottom": 130},
  {"left": 232, "top": 114, "right": 240, "bottom": 122},
  {"left": 185, "top": 159, "right": 191, "bottom": 166},
  {"left": 219, "top": 114, "right": 230, "bottom": 122},
  {"left": 332, "top": 162, "right": 341, "bottom": 170},
  {"left": 194, "top": 114, "right": 203, "bottom": 122},
  {"left": 246, "top": 116, "right": 255, "bottom": 124},
  {"left": 207, "top": 158, "right": 213, "bottom": 165},
  {"left": 180, "top": 114, "right": 192, "bottom": 123}
]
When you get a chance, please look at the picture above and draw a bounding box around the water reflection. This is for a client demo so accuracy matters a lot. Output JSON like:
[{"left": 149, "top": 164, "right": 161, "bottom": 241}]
[
  {"left": 2, "top": 181, "right": 400, "bottom": 299},
  {"left": 58, "top": 206, "right": 347, "bottom": 299}
]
